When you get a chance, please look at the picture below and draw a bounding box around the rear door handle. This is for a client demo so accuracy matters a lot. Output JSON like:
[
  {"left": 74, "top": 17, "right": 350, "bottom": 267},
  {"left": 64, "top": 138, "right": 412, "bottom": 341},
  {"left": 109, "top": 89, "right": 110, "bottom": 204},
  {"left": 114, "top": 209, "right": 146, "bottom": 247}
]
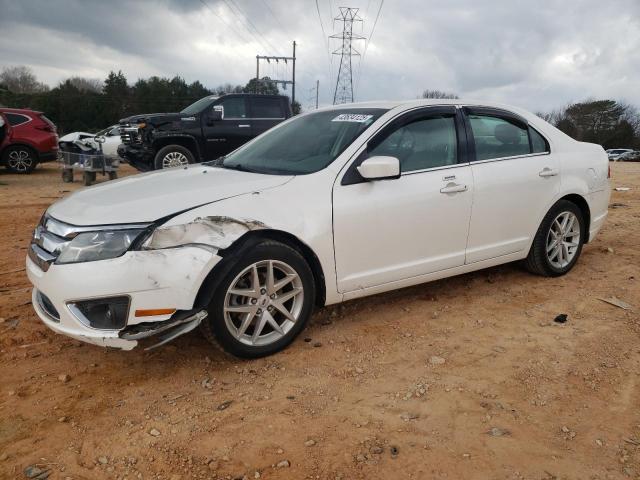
[
  {"left": 539, "top": 167, "right": 559, "bottom": 177},
  {"left": 238, "top": 124, "right": 251, "bottom": 128},
  {"left": 440, "top": 182, "right": 468, "bottom": 194}
]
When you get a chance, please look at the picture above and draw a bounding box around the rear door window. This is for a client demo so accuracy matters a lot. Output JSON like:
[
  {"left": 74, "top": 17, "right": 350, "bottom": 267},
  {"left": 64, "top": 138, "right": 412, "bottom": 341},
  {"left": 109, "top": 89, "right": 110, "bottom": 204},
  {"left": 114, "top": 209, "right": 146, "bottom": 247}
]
[
  {"left": 529, "top": 126, "right": 550, "bottom": 154},
  {"left": 251, "top": 97, "right": 284, "bottom": 119},
  {"left": 468, "top": 115, "right": 530, "bottom": 161},
  {"left": 6, "top": 113, "right": 30, "bottom": 126}
]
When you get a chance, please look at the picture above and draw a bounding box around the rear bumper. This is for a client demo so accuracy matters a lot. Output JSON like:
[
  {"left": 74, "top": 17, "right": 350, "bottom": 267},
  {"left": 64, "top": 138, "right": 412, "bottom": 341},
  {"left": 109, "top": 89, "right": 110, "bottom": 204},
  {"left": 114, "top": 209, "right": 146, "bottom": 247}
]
[
  {"left": 587, "top": 187, "right": 611, "bottom": 243},
  {"left": 39, "top": 150, "right": 58, "bottom": 162}
]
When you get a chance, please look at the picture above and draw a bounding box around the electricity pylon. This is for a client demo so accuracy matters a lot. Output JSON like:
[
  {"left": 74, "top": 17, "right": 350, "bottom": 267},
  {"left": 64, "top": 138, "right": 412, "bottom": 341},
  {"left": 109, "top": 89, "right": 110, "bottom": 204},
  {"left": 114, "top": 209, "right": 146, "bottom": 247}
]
[{"left": 330, "top": 7, "right": 365, "bottom": 104}]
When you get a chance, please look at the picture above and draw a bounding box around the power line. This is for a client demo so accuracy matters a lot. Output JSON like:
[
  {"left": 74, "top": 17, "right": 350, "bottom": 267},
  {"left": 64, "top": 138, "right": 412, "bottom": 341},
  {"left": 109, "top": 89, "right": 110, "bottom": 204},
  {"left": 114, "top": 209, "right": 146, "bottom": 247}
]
[
  {"left": 354, "top": 0, "right": 383, "bottom": 99},
  {"left": 315, "top": 0, "right": 329, "bottom": 49},
  {"left": 260, "top": 0, "right": 289, "bottom": 38},
  {"left": 315, "top": 0, "right": 333, "bottom": 99},
  {"left": 362, "top": 0, "right": 383, "bottom": 61},
  {"left": 222, "top": 0, "right": 280, "bottom": 54},
  {"left": 198, "top": 0, "right": 252, "bottom": 46}
]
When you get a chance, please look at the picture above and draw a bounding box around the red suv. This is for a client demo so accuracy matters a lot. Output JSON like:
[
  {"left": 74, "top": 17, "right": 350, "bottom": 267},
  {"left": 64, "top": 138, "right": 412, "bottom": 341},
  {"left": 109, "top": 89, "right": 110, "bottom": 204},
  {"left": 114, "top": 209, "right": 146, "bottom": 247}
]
[{"left": 0, "top": 108, "right": 58, "bottom": 173}]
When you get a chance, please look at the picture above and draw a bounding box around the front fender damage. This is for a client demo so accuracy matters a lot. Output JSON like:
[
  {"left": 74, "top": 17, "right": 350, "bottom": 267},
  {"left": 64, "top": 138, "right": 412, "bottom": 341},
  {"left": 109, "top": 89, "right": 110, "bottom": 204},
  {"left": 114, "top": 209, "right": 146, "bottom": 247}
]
[{"left": 144, "top": 216, "right": 267, "bottom": 251}]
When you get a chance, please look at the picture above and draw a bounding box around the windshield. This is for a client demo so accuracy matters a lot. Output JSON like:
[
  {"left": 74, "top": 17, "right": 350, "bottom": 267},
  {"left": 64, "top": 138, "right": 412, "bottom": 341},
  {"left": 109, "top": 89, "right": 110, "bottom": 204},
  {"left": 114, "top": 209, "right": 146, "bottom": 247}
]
[
  {"left": 181, "top": 96, "right": 219, "bottom": 115},
  {"left": 221, "top": 108, "right": 387, "bottom": 175}
]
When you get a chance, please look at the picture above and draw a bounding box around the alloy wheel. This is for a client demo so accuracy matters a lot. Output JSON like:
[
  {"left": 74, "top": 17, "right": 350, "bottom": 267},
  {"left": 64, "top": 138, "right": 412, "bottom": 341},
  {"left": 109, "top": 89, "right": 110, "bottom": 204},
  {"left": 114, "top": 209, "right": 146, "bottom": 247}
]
[
  {"left": 8, "top": 149, "right": 33, "bottom": 172},
  {"left": 162, "top": 151, "right": 189, "bottom": 168},
  {"left": 546, "top": 211, "right": 580, "bottom": 269},
  {"left": 224, "top": 260, "right": 304, "bottom": 346}
]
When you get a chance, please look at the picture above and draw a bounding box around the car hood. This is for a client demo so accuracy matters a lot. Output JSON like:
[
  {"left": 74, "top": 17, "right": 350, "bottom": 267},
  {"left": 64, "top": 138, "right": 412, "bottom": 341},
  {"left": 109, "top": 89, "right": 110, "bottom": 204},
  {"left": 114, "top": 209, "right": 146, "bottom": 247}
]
[
  {"left": 47, "top": 166, "right": 293, "bottom": 226},
  {"left": 120, "top": 112, "right": 182, "bottom": 125},
  {"left": 59, "top": 131, "right": 95, "bottom": 142}
]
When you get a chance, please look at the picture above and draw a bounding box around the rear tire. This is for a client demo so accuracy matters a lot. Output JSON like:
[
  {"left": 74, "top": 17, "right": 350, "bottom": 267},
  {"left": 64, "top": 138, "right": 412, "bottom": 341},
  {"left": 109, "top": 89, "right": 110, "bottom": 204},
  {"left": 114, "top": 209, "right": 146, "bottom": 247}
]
[
  {"left": 108, "top": 171, "right": 118, "bottom": 180},
  {"left": 3, "top": 146, "right": 38, "bottom": 174},
  {"left": 524, "top": 199, "right": 585, "bottom": 277},
  {"left": 201, "top": 240, "right": 315, "bottom": 358},
  {"left": 154, "top": 145, "right": 195, "bottom": 170}
]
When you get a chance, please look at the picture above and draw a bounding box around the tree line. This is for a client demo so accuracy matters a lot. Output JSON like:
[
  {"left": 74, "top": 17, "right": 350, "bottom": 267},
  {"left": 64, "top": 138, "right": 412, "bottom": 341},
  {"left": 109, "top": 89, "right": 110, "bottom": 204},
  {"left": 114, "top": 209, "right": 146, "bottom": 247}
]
[
  {"left": 2, "top": 65, "right": 639, "bottom": 149},
  {"left": 0, "top": 66, "right": 294, "bottom": 134}
]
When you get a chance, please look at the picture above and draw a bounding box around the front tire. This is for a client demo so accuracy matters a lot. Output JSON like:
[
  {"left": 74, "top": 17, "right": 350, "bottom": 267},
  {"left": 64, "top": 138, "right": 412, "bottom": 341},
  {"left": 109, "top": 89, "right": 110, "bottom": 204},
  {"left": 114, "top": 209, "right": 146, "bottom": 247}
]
[
  {"left": 201, "top": 240, "right": 316, "bottom": 358},
  {"left": 524, "top": 199, "right": 585, "bottom": 277},
  {"left": 154, "top": 145, "right": 195, "bottom": 170},
  {"left": 3, "top": 146, "right": 38, "bottom": 173}
]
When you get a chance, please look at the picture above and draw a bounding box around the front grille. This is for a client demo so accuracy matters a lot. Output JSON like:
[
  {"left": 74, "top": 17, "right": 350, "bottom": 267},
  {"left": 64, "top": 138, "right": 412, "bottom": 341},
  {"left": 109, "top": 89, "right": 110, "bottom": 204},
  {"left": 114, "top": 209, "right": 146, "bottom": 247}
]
[
  {"left": 29, "top": 217, "right": 71, "bottom": 271},
  {"left": 119, "top": 123, "right": 140, "bottom": 145},
  {"left": 36, "top": 291, "right": 60, "bottom": 322}
]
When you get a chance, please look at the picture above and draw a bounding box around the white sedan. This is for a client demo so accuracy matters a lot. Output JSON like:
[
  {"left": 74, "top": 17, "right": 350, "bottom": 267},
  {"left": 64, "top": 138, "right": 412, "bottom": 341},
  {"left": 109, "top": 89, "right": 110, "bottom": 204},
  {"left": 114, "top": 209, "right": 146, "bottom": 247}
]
[
  {"left": 27, "top": 100, "right": 610, "bottom": 357},
  {"left": 58, "top": 125, "right": 121, "bottom": 156}
]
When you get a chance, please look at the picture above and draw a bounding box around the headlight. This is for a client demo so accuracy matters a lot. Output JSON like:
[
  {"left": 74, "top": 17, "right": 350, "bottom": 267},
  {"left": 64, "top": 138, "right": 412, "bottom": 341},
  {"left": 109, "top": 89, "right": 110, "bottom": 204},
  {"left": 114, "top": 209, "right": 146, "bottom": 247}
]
[{"left": 56, "top": 229, "right": 145, "bottom": 264}]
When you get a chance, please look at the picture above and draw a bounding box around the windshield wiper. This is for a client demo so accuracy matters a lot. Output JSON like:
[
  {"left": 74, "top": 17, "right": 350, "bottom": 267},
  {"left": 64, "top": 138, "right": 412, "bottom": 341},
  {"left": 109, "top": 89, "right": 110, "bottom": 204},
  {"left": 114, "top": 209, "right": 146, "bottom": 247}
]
[
  {"left": 222, "top": 163, "right": 262, "bottom": 173},
  {"left": 203, "top": 156, "right": 226, "bottom": 167}
]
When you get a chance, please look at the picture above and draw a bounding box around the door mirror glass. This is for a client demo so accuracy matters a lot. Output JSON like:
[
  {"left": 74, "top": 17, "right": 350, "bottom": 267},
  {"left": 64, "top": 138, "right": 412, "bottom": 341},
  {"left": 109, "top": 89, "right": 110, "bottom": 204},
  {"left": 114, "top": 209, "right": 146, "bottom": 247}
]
[
  {"left": 357, "top": 156, "right": 400, "bottom": 180},
  {"left": 210, "top": 105, "right": 224, "bottom": 122}
]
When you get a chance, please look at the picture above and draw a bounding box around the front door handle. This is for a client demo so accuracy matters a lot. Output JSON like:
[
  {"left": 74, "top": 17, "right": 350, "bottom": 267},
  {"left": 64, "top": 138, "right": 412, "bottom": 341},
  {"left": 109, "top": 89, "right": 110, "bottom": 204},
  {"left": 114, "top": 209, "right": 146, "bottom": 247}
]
[
  {"left": 440, "top": 182, "right": 468, "bottom": 194},
  {"left": 238, "top": 124, "right": 251, "bottom": 128},
  {"left": 539, "top": 167, "right": 559, "bottom": 177}
]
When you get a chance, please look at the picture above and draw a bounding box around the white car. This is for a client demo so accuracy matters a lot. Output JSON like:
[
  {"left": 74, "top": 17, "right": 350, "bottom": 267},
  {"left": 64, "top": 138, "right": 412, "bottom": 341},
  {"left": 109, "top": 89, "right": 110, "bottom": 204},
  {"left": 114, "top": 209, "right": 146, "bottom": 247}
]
[
  {"left": 27, "top": 100, "right": 611, "bottom": 357},
  {"left": 606, "top": 148, "right": 634, "bottom": 161},
  {"left": 58, "top": 125, "right": 121, "bottom": 156}
]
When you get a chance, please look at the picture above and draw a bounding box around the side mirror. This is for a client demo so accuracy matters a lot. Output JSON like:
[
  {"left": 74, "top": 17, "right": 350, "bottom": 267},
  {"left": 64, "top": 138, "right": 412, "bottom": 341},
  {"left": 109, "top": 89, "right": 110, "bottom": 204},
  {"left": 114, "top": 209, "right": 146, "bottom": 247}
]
[
  {"left": 210, "top": 105, "right": 224, "bottom": 122},
  {"left": 357, "top": 156, "right": 400, "bottom": 181},
  {"left": 94, "top": 135, "right": 106, "bottom": 144}
]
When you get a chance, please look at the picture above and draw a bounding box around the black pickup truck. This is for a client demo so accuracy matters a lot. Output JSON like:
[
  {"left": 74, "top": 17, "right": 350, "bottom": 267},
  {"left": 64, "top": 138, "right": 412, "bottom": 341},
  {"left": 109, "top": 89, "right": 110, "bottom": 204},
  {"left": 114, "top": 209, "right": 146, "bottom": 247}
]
[{"left": 118, "top": 93, "right": 292, "bottom": 171}]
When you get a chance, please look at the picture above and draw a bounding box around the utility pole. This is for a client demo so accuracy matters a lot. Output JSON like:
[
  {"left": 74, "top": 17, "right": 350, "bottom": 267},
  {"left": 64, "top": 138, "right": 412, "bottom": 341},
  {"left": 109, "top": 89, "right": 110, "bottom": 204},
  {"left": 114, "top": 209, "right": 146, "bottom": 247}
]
[
  {"left": 330, "top": 7, "right": 365, "bottom": 105},
  {"left": 316, "top": 80, "right": 319, "bottom": 109},
  {"left": 255, "top": 40, "right": 296, "bottom": 105},
  {"left": 292, "top": 41, "right": 296, "bottom": 106}
]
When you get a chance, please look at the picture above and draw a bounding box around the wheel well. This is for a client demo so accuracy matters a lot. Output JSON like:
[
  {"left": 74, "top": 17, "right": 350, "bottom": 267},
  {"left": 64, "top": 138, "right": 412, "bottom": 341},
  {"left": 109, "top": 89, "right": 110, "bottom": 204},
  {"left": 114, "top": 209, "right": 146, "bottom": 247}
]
[
  {"left": 193, "top": 230, "right": 327, "bottom": 310},
  {"left": 561, "top": 194, "right": 591, "bottom": 241},
  {"left": 153, "top": 137, "right": 199, "bottom": 160},
  {"left": 1, "top": 143, "right": 39, "bottom": 161}
]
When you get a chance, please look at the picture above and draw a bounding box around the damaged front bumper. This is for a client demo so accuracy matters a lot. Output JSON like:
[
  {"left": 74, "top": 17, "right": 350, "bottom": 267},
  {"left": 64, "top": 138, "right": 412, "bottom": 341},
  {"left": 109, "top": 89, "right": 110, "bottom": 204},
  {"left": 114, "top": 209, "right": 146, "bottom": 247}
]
[
  {"left": 117, "top": 144, "right": 154, "bottom": 172},
  {"left": 26, "top": 245, "right": 222, "bottom": 350}
]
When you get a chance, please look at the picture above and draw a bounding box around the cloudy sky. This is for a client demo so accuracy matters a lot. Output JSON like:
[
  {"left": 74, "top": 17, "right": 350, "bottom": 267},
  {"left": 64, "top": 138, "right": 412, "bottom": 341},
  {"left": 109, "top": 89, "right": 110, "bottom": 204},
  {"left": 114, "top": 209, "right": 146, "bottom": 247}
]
[{"left": 1, "top": 0, "right": 639, "bottom": 112}]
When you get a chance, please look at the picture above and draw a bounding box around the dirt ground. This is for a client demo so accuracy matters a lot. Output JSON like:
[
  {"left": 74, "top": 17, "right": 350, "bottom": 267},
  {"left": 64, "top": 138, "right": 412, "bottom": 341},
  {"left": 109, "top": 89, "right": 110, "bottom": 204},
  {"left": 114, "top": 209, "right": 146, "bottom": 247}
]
[{"left": 0, "top": 161, "right": 638, "bottom": 480}]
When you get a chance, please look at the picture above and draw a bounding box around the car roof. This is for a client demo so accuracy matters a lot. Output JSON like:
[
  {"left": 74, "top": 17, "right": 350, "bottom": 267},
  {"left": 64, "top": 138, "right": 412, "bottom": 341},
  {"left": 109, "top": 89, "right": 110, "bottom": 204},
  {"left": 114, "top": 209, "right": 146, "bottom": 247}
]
[
  {"left": 322, "top": 98, "right": 529, "bottom": 111},
  {"left": 0, "top": 107, "right": 42, "bottom": 115},
  {"left": 316, "top": 99, "right": 547, "bottom": 125}
]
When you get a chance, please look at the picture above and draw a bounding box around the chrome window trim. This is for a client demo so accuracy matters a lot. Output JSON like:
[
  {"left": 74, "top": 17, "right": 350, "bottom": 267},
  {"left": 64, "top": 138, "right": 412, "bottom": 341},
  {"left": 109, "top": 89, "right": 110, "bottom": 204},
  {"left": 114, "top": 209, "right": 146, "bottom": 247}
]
[
  {"left": 470, "top": 151, "right": 551, "bottom": 165},
  {"left": 401, "top": 161, "right": 471, "bottom": 177},
  {"left": 245, "top": 117, "right": 286, "bottom": 121}
]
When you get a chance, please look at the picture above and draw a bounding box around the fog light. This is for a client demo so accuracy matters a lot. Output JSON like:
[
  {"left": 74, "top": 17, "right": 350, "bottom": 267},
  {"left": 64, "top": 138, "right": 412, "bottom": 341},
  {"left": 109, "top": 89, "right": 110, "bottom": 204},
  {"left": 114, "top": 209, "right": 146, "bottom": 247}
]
[{"left": 68, "top": 296, "right": 130, "bottom": 330}]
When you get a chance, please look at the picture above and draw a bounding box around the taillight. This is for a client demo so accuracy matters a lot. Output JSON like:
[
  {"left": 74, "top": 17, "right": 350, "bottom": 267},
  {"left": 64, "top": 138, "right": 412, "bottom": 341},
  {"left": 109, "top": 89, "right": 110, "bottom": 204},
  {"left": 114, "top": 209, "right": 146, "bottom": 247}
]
[{"left": 35, "top": 125, "right": 53, "bottom": 132}]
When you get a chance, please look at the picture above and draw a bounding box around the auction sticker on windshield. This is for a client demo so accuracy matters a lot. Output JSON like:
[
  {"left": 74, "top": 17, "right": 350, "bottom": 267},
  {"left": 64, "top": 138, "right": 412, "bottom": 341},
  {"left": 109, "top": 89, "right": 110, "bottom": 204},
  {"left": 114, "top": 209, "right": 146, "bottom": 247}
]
[{"left": 331, "top": 113, "right": 374, "bottom": 123}]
